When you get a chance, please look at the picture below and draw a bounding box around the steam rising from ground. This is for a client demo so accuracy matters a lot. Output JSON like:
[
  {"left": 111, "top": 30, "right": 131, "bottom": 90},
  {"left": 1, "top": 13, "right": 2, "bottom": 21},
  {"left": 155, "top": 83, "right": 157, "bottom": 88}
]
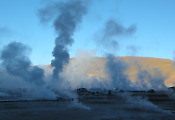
[
  {"left": 93, "top": 17, "right": 167, "bottom": 91},
  {"left": 38, "top": 0, "right": 90, "bottom": 108},
  {"left": 0, "top": 1, "right": 91, "bottom": 111},
  {"left": 105, "top": 54, "right": 133, "bottom": 90},
  {"left": 61, "top": 50, "right": 108, "bottom": 89},
  {"left": 60, "top": 50, "right": 167, "bottom": 91},
  {"left": 0, "top": 0, "right": 91, "bottom": 109},
  {"left": 38, "top": 0, "right": 88, "bottom": 82},
  {"left": 134, "top": 63, "right": 167, "bottom": 90},
  {"left": 1, "top": 42, "right": 45, "bottom": 86},
  {"left": 0, "top": 1, "right": 171, "bottom": 116},
  {"left": 0, "top": 42, "right": 57, "bottom": 100}
]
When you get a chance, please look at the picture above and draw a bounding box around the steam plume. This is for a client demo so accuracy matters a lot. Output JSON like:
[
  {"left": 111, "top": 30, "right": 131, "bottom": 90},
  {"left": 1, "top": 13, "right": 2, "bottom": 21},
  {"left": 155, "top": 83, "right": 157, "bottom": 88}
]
[
  {"left": 38, "top": 0, "right": 88, "bottom": 83},
  {"left": 105, "top": 54, "right": 132, "bottom": 90},
  {"left": 61, "top": 49, "right": 108, "bottom": 89},
  {"left": 103, "top": 19, "right": 136, "bottom": 38},
  {"left": 96, "top": 19, "right": 137, "bottom": 53},
  {"left": 96, "top": 19, "right": 137, "bottom": 90},
  {"left": 0, "top": 42, "right": 45, "bottom": 86},
  {"left": 135, "top": 64, "right": 167, "bottom": 90}
]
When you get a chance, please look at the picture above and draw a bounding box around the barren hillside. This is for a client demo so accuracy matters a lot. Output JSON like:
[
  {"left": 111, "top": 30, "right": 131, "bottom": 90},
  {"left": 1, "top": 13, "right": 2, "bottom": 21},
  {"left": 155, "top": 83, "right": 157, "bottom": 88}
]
[{"left": 66, "top": 57, "right": 175, "bottom": 87}]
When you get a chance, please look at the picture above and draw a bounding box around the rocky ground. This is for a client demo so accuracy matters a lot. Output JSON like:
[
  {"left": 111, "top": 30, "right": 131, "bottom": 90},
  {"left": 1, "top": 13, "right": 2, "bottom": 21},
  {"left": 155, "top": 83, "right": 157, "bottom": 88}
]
[{"left": 0, "top": 88, "right": 175, "bottom": 120}]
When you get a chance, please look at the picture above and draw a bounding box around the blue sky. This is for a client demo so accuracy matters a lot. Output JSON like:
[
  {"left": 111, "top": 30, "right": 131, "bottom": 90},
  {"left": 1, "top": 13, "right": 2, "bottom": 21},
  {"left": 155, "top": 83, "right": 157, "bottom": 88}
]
[{"left": 0, "top": 0, "right": 175, "bottom": 65}]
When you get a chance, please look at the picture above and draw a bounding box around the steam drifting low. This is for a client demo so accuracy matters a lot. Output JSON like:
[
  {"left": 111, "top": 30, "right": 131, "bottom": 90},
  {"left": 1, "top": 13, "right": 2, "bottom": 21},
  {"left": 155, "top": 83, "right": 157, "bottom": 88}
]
[
  {"left": 0, "top": 0, "right": 170, "bottom": 103},
  {"left": 0, "top": 1, "right": 174, "bottom": 119}
]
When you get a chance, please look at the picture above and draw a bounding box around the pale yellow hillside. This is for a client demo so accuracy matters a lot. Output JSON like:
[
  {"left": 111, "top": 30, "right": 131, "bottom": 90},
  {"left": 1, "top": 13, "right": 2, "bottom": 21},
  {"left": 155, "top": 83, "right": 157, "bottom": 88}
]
[{"left": 48, "top": 57, "right": 175, "bottom": 87}]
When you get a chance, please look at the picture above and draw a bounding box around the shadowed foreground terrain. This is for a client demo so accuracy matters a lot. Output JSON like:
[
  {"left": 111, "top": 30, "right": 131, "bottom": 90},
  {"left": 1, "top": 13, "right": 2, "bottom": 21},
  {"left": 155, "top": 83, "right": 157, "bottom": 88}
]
[{"left": 0, "top": 89, "right": 175, "bottom": 120}]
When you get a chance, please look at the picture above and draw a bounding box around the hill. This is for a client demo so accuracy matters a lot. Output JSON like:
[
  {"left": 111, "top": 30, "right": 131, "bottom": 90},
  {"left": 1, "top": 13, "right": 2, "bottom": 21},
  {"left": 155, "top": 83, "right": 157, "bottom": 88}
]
[
  {"left": 67, "top": 57, "right": 175, "bottom": 87},
  {"left": 45, "top": 57, "right": 175, "bottom": 87}
]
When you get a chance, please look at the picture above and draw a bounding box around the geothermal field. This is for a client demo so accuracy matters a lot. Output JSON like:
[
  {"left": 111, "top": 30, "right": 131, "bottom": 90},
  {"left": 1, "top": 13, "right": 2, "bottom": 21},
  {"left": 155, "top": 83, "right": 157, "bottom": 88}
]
[
  {"left": 0, "top": 56, "right": 175, "bottom": 120},
  {"left": 0, "top": 88, "right": 175, "bottom": 120},
  {"left": 1, "top": 0, "right": 175, "bottom": 120}
]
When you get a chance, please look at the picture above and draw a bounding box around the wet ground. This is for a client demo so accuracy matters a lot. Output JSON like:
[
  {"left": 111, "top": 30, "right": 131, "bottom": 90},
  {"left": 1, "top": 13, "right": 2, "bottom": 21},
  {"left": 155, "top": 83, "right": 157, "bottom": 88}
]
[{"left": 0, "top": 91, "right": 175, "bottom": 120}]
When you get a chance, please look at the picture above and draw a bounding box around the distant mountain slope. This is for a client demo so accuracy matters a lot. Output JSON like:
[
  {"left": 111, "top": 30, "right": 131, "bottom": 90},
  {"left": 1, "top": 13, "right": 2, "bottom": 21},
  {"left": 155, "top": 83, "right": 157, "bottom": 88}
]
[
  {"left": 121, "top": 57, "right": 175, "bottom": 86},
  {"left": 47, "top": 57, "right": 175, "bottom": 87}
]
